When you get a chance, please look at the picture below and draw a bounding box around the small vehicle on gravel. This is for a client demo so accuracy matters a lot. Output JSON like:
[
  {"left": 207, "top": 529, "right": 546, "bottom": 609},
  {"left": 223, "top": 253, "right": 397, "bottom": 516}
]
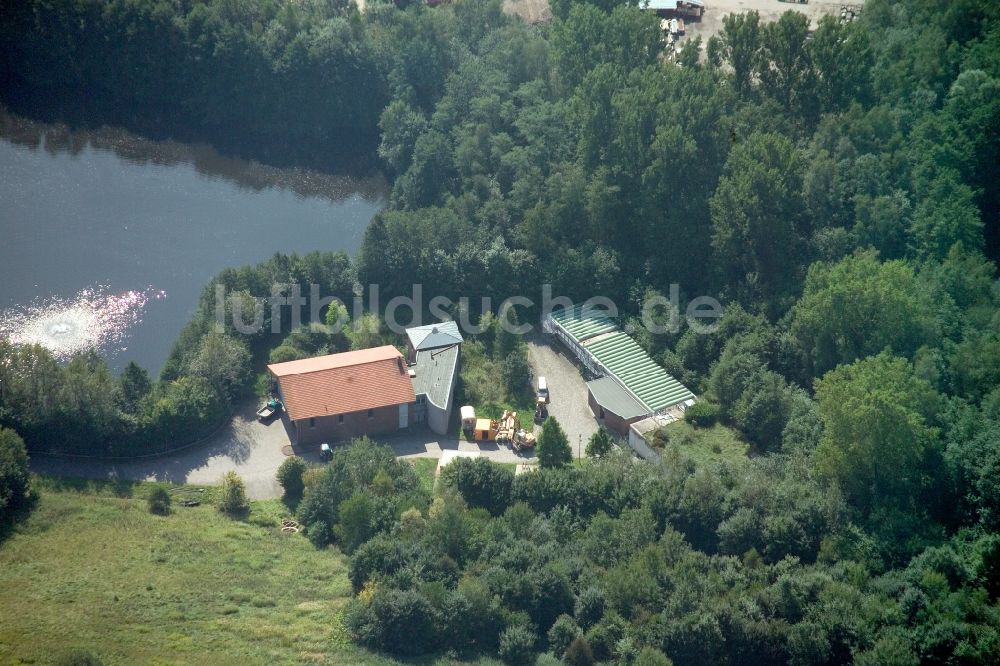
[
  {"left": 534, "top": 397, "right": 548, "bottom": 424},
  {"left": 537, "top": 376, "right": 549, "bottom": 403},
  {"left": 319, "top": 443, "right": 333, "bottom": 462},
  {"left": 256, "top": 398, "right": 283, "bottom": 422}
]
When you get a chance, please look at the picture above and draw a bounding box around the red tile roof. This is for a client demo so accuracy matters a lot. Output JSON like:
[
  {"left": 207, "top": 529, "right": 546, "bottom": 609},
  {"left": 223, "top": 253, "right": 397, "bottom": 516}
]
[{"left": 267, "top": 346, "right": 415, "bottom": 422}]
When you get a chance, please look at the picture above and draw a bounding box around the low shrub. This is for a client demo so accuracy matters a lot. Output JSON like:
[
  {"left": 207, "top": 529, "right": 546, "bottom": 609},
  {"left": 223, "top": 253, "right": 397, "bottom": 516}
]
[
  {"left": 684, "top": 402, "right": 719, "bottom": 428},
  {"left": 276, "top": 456, "right": 307, "bottom": 499},
  {"left": 147, "top": 488, "right": 171, "bottom": 515},
  {"left": 54, "top": 651, "right": 103, "bottom": 666},
  {"left": 440, "top": 457, "right": 514, "bottom": 516},
  {"left": 347, "top": 587, "right": 438, "bottom": 656},
  {"left": 218, "top": 471, "right": 249, "bottom": 515}
]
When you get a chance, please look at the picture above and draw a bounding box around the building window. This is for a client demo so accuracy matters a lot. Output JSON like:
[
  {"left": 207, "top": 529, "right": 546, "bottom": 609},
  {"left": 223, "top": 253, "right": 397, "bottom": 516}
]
[
  {"left": 338, "top": 414, "right": 344, "bottom": 424},
  {"left": 309, "top": 417, "right": 316, "bottom": 429},
  {"left": 599, "top": 408, "right": 605, "bottom": 419},
  {"left": 367, "top": 409, "right": 374, "bottom": 419}
]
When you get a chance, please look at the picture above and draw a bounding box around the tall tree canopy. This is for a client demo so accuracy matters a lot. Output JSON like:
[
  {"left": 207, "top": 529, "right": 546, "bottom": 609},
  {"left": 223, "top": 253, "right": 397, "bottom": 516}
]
[
  {"left": 710, "top": 132, "right": 808, "bottom": 311},
  {"left": 790, "top": 250, "right": 940, "bottom": 377},
  {"left": 815, "top": 353, "right": 942, "bottom": 515}
]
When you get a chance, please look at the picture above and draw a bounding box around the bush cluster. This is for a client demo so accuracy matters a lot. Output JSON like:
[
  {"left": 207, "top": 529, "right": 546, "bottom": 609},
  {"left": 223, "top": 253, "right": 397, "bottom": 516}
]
[
  {"left": 276, "top": 457, "right": 308, "bottom": 501},
  {"left": 147, "top": 488, "right": 171, "bottom": 516},
  {"left": 683, "top": 402, "right": 719, "bottom": 428},
  {"left": 331, "top": 442, "right": 1000, "bottom": 664},
  {"left": 0, "top": 427, "right": 31, "bottom": 517}
]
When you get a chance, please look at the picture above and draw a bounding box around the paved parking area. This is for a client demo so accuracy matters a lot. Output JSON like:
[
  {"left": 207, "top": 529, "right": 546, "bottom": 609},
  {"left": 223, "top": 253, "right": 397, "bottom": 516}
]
[
  {"left": 30, "top": 404, "right": 536, "bottom": 499},
  {"left": 31, "top": 401, "right": 303, "bottom": 500},
  {"left": 382, "top": 428, "right": 533, "bottom": 464}
]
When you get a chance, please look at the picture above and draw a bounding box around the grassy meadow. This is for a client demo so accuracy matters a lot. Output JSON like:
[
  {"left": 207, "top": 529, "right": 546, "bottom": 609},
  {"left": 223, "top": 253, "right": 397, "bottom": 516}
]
[
  {"left": 0, "top": 478, "right": 396, "bottom": 665},
  {"left": 409, "top": 457, "right": 439, "bottom": 495}
]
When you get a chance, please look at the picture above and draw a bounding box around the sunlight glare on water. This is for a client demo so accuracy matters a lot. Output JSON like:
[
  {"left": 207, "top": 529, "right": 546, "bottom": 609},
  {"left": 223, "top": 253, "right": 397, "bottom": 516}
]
[{"left": 0, "top": 287, "right": 166, "bottom": 361}]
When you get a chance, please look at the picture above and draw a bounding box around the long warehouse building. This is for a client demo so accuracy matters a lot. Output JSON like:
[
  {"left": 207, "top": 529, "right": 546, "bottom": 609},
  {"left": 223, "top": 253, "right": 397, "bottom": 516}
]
[{"left": 544, "top": 304, "right": 696, "bottom": 437}]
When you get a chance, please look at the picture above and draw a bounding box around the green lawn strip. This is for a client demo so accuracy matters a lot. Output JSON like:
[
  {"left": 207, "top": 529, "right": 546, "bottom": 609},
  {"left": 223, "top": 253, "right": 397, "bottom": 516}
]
[{"left": 409, "top": 457, "right": 439, "bottom": 495}]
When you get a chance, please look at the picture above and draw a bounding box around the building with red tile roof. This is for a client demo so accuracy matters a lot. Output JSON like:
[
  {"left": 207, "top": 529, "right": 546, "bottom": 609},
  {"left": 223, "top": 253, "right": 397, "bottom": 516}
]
[{"left": 267, "top": 345, "right": 416, "bottom": 445}]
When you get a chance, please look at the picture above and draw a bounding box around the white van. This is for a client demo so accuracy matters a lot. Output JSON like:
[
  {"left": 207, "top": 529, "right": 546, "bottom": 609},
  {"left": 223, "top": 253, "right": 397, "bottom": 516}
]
[{"left": 537, "top": 376, "right": 549, "bottom": 403}]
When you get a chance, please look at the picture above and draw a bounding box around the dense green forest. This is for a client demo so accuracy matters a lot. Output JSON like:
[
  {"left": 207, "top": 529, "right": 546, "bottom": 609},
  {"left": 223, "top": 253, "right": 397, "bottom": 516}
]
[
  {"left": 0, "top": 0, "right": 387, "bottom": 166},
  {"left": 296, "top": 438, "right": 1000, "bottom": 665},
  {"left": 2, "top": 0, "right": 1000, "bottom": 663}
]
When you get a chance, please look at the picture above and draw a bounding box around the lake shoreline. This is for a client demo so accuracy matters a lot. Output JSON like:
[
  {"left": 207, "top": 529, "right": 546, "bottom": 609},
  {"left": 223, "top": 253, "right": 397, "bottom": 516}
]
[
  {"left": 0, "top": 110, "right": 387, "bottom": 374},
  {"left": 0, "top": 90, "right": 383, "bottom": 176}
]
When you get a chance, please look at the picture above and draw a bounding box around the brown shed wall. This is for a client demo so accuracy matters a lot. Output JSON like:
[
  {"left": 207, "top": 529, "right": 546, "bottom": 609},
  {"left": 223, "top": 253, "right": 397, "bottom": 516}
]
[
  {"left": 588, "top": 389, "right": 645, "bottom": 438},
  {"left": 293, "top": 403, "right": 409, "bottom": 446}
]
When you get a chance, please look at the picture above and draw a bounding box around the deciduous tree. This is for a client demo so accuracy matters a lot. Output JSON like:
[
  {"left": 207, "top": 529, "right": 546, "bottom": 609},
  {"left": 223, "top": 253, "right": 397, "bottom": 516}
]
[
  {"left": 710, "top": 132, "right": 807, "bottom": 309},
  {"left": 814, "top": 353, "right": 941, "bottom": 515},
  {"left": 585, "top": 427, "right": 613, "bottom": 458},
  {"left": 790, "top": 250, "right": 939, "bottom": 377},
  {"left": 719, "top": 11, "right": 762, "bottom": 97}
]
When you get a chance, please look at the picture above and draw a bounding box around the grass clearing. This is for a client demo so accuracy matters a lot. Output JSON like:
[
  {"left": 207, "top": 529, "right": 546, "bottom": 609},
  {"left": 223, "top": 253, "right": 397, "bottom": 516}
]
[
  {"left": 654, "top": 421, "right": 749, "bottom": 466},
  {"left": 463, "top": 390, "right": 536, "bottom": 434},
  {"left": 0, "top": 478, "right": 397, "bottom": 665},
  {"left": 455, "top": 339, "right": 537, "bottom": 438},
  {"left": 412, "top": 457, "right": 518, "bottom": 496},
  {"left": 409, "top": 457, "right": 439, "bottom": 495}
]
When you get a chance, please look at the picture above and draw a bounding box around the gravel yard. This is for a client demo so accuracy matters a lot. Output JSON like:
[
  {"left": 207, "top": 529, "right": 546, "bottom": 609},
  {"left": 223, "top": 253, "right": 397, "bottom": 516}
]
[
  {"left": 503, "top": 0, "right": 552, "bottom": 24},
  {"left": 31, "top": 403, "right": 535, "bottom": 498},
  {"left": 31, "top": 336, "right": 604, "bottom": 494},
  {"left": 526, "top": 332, "right": 600, "bottom": 459}
]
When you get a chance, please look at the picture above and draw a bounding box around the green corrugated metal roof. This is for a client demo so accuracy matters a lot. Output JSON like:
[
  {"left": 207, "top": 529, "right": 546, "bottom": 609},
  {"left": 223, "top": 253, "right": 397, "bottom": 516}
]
[
  {"left": 549, "top": 304, "right": 618, "bottom": 342},
  {"left": 586, "top": 332, "right": 694, "bottom": 412}
]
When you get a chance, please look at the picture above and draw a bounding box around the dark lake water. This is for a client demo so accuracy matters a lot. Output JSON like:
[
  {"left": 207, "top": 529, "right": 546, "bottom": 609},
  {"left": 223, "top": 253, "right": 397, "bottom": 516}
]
[{"left": 0, "top": 112, "right": 387, "bottom": 373}]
